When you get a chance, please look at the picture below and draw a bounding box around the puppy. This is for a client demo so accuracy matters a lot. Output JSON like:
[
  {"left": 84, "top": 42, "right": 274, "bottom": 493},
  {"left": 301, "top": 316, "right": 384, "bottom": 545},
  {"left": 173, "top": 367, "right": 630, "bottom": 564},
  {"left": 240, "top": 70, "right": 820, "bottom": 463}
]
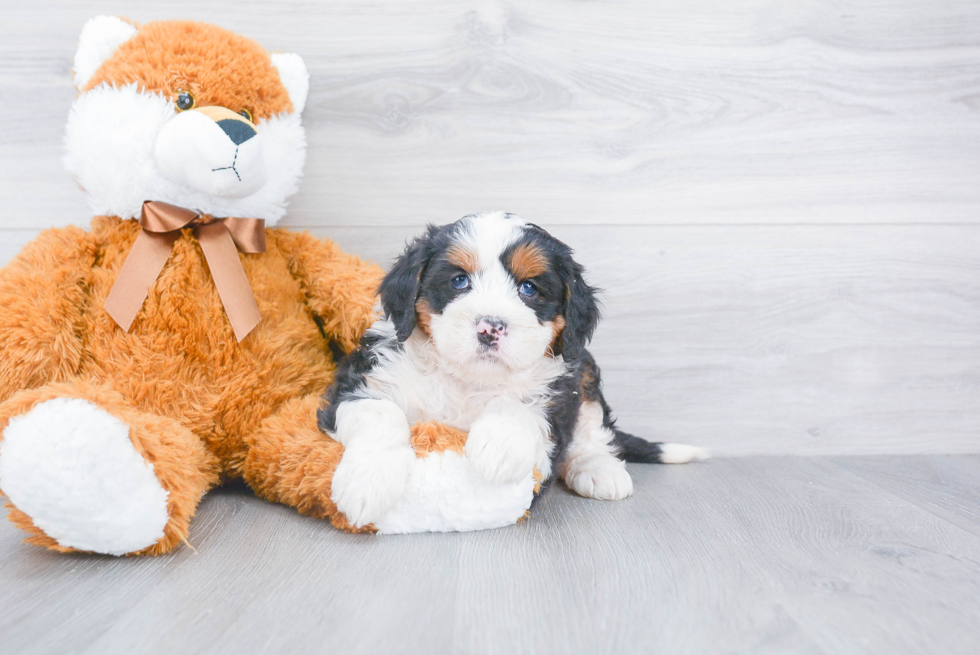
[{"left": 318, "top": 211, "right": 708, "bottom": 527}]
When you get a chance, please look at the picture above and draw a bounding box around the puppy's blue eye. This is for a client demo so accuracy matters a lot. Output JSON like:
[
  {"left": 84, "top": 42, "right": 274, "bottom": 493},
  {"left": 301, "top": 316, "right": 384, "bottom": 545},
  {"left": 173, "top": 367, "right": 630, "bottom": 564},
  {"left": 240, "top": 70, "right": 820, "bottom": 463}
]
[
  {"left": 519, "top": 280, "right": 537, "bottom": 297},
  {"left": 451, "top": 275, "right": 469, "bottom": 290}
]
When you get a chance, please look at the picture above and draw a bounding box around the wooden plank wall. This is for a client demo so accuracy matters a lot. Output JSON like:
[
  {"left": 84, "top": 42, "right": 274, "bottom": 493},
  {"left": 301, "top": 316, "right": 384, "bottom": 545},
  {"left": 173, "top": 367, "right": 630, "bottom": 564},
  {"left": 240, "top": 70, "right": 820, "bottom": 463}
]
[{"left": 2, "top": 0, "right": 979, "bottom": 455}]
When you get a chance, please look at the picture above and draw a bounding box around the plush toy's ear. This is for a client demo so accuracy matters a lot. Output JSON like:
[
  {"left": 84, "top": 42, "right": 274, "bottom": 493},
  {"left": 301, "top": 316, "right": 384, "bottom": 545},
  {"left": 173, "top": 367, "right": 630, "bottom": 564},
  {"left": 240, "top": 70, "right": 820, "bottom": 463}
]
[
  {"left": 556, "top": 256, "right": 601, "bottom": 361},
  {"left": 72, "top": 16, "right": 138, "bottom": 90},
  {"left": 271, "top": 53, "right": 310, "bottom": 114},
  {"left": 379, "top": 227, "right": 437, "bottom": 342}
]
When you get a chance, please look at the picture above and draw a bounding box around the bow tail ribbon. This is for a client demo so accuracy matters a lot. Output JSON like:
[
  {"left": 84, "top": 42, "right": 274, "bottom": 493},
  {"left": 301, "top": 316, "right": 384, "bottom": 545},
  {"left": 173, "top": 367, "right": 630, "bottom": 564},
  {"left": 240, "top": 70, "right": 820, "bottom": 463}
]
[{"left": 104, "top": 201, "right": 266, "bottom": 342}]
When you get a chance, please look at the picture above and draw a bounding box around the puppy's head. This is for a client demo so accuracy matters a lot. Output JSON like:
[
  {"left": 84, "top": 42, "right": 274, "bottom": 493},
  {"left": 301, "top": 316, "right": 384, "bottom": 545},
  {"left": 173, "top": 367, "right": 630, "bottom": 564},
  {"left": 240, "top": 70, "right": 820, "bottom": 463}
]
[{"left": 380, "top": 212, "right": 600, "bottom": 379}]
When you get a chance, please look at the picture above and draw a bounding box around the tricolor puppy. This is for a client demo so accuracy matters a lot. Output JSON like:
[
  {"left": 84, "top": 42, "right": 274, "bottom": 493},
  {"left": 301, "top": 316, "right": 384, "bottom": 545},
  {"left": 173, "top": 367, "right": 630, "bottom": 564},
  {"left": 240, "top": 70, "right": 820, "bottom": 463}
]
[{"left": 320, "top": 212, "right": 708, "bottom": 527}]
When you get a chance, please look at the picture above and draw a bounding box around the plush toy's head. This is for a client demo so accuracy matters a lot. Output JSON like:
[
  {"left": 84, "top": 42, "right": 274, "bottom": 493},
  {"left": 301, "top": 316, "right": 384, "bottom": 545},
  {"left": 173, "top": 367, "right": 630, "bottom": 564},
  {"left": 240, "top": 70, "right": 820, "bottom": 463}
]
[{"left": 64, "top": 16, "right": 309, "bottom": 224}]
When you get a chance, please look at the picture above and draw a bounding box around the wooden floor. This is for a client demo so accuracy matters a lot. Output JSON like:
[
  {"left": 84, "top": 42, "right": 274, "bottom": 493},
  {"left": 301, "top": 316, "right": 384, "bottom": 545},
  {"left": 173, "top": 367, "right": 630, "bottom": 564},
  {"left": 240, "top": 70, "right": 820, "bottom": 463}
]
[{"left": 2, "top": 455, "right": 978, "bottom": 655}]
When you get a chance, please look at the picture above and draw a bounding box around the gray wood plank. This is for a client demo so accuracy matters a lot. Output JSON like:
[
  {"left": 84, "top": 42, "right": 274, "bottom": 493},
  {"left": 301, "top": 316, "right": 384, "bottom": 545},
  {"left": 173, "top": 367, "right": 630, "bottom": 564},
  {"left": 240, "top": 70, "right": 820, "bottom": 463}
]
[
  {"left": 3, "top": 457, "right": 980, "bottom": 654},
  {"left": 82, "top": 496, "right": 461, "bottom": 655},
  {"left": 829, "top": 455, "right": 980, "bottom": 536},
  {"left": 1, "top": 1, "right": 980, "bottom": 228},
  {"left": 450, "top": 457, "right": 980, "bottom": 654},
  {"left": 1, "top": 484, "right": 460, "bottom": 655}
]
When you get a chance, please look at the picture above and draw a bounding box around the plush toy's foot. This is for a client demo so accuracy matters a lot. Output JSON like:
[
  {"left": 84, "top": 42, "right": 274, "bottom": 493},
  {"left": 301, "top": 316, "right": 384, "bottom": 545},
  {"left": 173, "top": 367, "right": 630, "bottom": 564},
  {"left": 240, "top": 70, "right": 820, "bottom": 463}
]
[
  {"left": 1, "top": 397, "right": 169, "bottom": 555},
  {"left": 245, "top": 396, "right": 537, "bottom": 534},
  {"left": 373, "top": 450, "right": 537, "bottom": 534},
  {"left": 0, "top": 382, "right": 218, "bottom": 555}
]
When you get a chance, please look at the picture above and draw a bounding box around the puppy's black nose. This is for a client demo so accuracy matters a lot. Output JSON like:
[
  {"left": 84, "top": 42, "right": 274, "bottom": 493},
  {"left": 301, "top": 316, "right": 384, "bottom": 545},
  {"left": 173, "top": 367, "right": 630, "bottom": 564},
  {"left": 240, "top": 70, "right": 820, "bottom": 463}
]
[
  {"left": 217, "top": 119, "right": 256, "bottom": 145},
  {"left": 476, "top": 317, "right": 507, "bottom": 346}
]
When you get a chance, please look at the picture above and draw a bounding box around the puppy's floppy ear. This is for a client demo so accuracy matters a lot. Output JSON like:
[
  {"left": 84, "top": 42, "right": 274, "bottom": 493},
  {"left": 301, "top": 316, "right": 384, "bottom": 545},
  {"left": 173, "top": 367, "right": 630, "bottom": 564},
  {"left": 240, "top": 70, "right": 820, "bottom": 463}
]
[
  {"left": 380, "top": 226, "right": 436, "bottom": 341},
  {"left": 556, "top": 256, "right": 601, "bottom": 360}
]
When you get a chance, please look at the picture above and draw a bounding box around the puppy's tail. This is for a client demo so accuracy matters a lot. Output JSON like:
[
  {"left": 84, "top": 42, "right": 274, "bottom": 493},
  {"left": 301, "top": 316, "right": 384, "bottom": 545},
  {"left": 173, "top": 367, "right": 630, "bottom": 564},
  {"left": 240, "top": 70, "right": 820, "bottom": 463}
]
[{"left": 612, "top": 429, "right": 710, "bottom": 464}]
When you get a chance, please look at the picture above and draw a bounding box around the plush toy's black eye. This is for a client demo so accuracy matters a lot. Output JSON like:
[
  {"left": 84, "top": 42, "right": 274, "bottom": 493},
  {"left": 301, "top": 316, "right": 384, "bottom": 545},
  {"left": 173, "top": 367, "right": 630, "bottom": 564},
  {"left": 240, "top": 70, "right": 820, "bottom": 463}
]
[
  {"left": 175, "top": 90, "right": 195, "bottom": 111},
  {"left": 451, "top": 275, "right": 469, "bottom": 290},
  {"left": 239, "top": 108, "right": 253, "bottom": 122}
]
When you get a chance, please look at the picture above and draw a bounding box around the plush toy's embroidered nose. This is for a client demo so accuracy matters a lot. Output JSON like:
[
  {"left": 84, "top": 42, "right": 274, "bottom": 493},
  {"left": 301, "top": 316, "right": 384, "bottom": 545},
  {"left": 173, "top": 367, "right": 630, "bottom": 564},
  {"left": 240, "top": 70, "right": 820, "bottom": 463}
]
[
  {"left": 194, "top": 105, "right": 257, "bottom": 146},
  {"left": 217, "top": 118, "right": 256, "bottom": 145}
]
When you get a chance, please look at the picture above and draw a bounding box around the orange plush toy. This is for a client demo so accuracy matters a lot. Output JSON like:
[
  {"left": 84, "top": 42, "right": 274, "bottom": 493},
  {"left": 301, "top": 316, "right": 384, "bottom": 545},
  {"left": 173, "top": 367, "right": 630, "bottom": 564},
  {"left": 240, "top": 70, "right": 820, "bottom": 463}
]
[{"left": 0, "top": 17, "right": 538, "bottom": 556}]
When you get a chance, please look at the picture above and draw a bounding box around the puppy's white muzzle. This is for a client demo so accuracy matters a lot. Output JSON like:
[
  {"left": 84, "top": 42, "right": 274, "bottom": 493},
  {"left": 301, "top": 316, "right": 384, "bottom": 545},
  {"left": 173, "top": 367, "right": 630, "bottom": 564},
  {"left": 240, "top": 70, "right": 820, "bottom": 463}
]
[{"left": 154, "top": 106, "right": 268, "bottom": 199}]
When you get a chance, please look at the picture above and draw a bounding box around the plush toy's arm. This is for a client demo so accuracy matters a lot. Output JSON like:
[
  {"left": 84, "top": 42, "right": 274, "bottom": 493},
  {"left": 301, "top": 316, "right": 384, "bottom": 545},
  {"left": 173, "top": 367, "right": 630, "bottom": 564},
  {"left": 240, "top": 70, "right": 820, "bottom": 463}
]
[
  {"left": 273, "top": 230, "right": 385, "bottom": 353},
  {"left": 0, "top": 227, "right": 94, "bottom": 405}
]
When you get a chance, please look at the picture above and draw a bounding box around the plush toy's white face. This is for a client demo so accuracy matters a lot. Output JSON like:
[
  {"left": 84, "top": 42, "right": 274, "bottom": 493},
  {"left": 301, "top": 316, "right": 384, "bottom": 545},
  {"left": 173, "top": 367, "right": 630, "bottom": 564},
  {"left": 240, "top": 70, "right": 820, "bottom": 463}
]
[{"left": 63, "top": 16, "right": 309, "bottom": 224}]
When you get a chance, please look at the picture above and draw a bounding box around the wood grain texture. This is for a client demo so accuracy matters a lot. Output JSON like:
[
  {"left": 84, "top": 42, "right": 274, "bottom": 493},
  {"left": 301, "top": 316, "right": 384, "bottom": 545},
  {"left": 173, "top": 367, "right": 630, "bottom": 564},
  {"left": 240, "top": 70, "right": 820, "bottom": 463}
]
[
  {"left": 1, "top": 0, "right": 980, "bottom": 227},
  {"left": 830, "top": 455, "right": 980, "bottom": 535},
  {"left": 2, "top": 456, "right": 980, "bottom": 654}
]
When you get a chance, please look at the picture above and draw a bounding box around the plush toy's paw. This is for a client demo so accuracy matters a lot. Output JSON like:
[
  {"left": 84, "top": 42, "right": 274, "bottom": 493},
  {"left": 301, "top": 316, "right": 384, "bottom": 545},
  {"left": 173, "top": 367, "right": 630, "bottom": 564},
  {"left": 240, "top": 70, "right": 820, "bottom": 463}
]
[
  {"left": 0, "top": 397, "right": 170, "bottom": 555},
  {"left": 465, "top": 405, "right": 543, "bottom": 485},
  {"left": 331, "top": 439, "right": 416, "bottom": 528},
  {"left": 563, "top": 454, "right": 634, "bottom": 500}
]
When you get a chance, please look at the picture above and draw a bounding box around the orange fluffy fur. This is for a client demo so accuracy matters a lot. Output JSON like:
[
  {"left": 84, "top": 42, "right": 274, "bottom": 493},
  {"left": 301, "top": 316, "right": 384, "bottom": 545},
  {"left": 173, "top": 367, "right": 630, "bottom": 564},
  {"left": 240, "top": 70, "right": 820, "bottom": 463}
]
[
  {"left": 410, "top": 421, "right": 469, "bottom": 456},
  {"left": 0, "top": 217, "right": 479, "bottom": 550},
  {"left": 0, "top": 217, "right": 394, "bottom": 552},
  {"left": 0, "top": 19, "right": 472, "bottom": 554},
  {"left": 84, "top": 20, "right": 294, "bottom": 121}
]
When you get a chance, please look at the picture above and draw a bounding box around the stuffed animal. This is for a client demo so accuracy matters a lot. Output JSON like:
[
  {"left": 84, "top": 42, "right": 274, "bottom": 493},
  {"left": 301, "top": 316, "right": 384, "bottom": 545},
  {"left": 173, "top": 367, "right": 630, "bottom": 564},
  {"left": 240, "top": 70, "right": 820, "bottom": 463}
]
[{"left": 0, "top": 17, "right": 536, "bottom": 556}]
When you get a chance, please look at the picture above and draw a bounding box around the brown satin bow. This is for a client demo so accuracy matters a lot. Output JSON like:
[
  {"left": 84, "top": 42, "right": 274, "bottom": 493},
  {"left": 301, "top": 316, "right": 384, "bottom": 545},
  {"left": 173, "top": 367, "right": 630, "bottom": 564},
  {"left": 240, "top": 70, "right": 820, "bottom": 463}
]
[{"left": 104, "top": 200, "right": 266, "bottom": 342}]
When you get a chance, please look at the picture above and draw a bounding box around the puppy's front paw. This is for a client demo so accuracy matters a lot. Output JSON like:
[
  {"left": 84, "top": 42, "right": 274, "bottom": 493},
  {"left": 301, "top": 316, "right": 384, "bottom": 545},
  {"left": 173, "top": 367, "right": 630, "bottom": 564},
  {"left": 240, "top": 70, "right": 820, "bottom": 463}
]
[
  {"left": 564, "top": 456, "right": 633, "bottom": 500},
  {"left": 465, "top": 413, "right": 539, "bottom": 485},
  {"left": 331, "top": 439, "right": 415, "bottom": 528}
]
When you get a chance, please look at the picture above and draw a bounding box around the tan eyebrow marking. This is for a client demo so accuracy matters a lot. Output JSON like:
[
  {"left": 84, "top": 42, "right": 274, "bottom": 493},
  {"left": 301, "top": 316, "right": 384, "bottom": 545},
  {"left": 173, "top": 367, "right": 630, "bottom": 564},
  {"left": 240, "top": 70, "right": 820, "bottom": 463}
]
[
  {"left": 446, "top": 245, "right": 478, "bottom": 273},
  {"left": 508, "top": 242, "right": 548, "bottom": 280}
]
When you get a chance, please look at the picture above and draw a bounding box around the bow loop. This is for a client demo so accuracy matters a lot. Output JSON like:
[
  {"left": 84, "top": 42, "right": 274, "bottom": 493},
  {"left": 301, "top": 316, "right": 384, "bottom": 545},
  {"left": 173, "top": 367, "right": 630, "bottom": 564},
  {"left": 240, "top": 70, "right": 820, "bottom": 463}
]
[
  {"left": 139, "top": 200, "right": 199, "bottom": 233},
  {"left": 104, "top": 200, "right": 266, "bottom": 342}
]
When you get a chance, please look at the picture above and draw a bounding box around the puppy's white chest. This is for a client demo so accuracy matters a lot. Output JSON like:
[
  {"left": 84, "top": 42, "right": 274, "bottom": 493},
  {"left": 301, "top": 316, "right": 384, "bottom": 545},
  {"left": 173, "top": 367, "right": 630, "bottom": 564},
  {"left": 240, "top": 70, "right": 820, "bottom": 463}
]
[
  {"left": 380, "top": 368, "right": 515, "bottom": 430},
  {"left": 357, "top": 320, "right": 565, "bottom": 432}
]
